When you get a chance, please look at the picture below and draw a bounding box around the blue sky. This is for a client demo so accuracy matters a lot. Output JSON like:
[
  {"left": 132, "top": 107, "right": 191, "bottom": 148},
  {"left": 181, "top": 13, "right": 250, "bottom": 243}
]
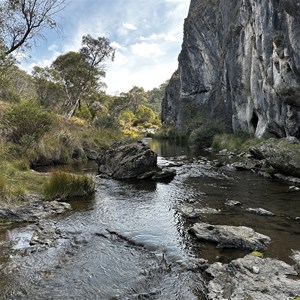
[{"left": 20, "top": 0, "right": 190, "bottom": 94}]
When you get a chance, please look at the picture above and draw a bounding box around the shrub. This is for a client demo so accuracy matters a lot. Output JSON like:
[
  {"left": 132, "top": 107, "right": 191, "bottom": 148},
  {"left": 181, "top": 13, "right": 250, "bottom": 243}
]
[
  {"left": 93, "top": 114, "right": 119, "bottom": 129},
  {"left": 155, "top": 126, "right": 187, "bottom": 140},
  {"left": 1, "top": 101, "right": 52, "bottom": 148},
  {"left": 189, "top": 122, "right": 224, "bottom": 148},
  {"left": 74, "top": 102, "right": 93, "bottom": 121},
  {"left": 43, "top": 171, "right": 95, "bottom": 200}
]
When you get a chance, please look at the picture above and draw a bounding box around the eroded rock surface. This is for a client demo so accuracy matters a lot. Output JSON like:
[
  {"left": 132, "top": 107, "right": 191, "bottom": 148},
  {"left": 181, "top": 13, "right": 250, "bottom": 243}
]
[
  {"left": 162, "top": 0, "right": 300, "bottom": 138},
  {"left": 97, "top": 140, "right": 176, "bottom": 180},
  {"left": 0, "top": 200, "right": 71, "bottom": 223},
  {"left": 250, "top": 138, "right": 300, "bottom": 178},
  {"left": 206, "top": 254, "right": 300, "bottom": 300},
  {"left": 191, "top": 223, "right": 271, "bottom": 250}
]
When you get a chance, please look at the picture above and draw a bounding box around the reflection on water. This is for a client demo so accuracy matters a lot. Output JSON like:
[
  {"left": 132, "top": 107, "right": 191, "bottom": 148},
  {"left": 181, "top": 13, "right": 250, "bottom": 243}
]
[{"left": 0, "top": 139, "right": 299, "bottom": 299}]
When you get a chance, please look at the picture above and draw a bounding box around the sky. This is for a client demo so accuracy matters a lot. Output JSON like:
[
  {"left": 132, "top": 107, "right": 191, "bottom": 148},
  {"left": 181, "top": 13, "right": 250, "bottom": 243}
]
[{"left": 19, "top": 0, "right": 190, "bottom": 95}]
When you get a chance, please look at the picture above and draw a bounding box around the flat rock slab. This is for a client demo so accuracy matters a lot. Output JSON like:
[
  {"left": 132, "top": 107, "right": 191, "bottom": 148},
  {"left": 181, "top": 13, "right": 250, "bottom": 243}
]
[
  {"left": 0, "top": 201, "right": 71, "bottom": 223},
  {"left": 191, "top": 223, "right": 271, "bottom": 250},
  {"left": 206, "top": 254, "right": 300, "bottom": 300}
]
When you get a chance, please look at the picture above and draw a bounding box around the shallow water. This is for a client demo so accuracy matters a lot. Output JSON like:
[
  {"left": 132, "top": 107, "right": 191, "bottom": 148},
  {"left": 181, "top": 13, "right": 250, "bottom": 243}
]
[{"left": 0, "top": 140, "right": 299, "bottom": 299}]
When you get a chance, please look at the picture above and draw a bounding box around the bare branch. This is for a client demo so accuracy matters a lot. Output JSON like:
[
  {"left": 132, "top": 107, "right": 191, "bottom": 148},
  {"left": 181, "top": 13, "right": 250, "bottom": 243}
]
[{"left": 0, "top": 0, "right": 67, "bottom": 56}]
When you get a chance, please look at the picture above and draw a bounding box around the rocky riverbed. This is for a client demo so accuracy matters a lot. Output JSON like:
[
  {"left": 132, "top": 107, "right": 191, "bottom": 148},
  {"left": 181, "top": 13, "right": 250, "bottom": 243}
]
[{"left": 0, "top": 140, "right": 300, "bottom": 299}]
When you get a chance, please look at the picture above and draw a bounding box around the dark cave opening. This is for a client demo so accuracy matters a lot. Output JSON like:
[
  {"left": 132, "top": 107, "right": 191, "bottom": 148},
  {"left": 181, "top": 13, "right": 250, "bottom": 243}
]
[{"left": 251, "top": 112, "right": 259, "bottom": 131}]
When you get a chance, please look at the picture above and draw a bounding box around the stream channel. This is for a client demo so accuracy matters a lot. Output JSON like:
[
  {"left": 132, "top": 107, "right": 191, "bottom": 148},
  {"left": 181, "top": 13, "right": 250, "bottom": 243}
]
[{"left": 0, "top": 139, "right": 299, "bottom": 299}]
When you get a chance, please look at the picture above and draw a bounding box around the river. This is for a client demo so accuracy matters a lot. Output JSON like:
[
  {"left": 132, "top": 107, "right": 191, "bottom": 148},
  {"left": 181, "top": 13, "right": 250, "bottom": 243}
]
[{"left": 0, "top": 139, "right": 299, "bottom": 299}]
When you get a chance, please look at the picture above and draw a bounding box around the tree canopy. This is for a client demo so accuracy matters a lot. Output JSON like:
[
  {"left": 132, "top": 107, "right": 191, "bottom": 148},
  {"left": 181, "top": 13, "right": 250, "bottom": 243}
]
[{"left": 0, "top": 0, "right": 66, "bottom": 57}]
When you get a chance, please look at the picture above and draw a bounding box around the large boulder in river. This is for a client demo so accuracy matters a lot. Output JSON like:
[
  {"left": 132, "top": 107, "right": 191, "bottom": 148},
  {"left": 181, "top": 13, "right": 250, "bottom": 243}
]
[
  {"left": 97, "top": 140, "right": 176, "bottom": 180},
  {"left": 206, "top": 254, "right": 300, "bottom": 300},
  {"left": 250, "top": 137, "right": 300, "bottom": 178},
  {"left": 191, "top": 222, "right": 271, "bottom": 251}
]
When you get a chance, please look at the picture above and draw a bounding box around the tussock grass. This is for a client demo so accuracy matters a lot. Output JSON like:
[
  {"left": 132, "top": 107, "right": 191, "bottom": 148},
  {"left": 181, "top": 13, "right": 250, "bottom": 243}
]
[
  {"left": 211, "top": 134, "right": 262, "bottom": 153},
  {"left": 0, "top": 141, "right": 48, "bottom": 204},
  {"left": 43, "top": 171, "right": 95, "bottom": 200}
]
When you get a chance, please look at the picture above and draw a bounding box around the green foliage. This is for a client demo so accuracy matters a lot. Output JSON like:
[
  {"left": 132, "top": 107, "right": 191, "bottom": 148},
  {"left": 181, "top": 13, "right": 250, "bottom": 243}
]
[
  {"left": 145, "top": 80, "right": 168, "bottom": 115},
  {"left": 135, "top": 105, "right": 157, "bottom": 124},
  {"left": 32, "top": 66, "right": 66, "bottom": 112},
  {"left": 211, "top": 134, "right": 261, "bottom": 153},
  {"left": 250, "top": 251, "right": 264, "bottom": 258},
  {"left": 118, "top": 109, "right": 135, "bottom": 128},
  {"left": 189, "top": 122, "right": 225, "bottom": 148},
  {"left": 43, "top": 171, "right": 95, "bottom": 200},
  {"left": 74, "top": 102, "right": 93, "bottom": 121},
  {"left": 1, "top": 101, "right": 52, "bottom": 148},
  {"left": 155, "top": 126, "right": 188, "bottom": 141},
  {"left": 93, "top": 114, "right": 119, "bottom": 129}
]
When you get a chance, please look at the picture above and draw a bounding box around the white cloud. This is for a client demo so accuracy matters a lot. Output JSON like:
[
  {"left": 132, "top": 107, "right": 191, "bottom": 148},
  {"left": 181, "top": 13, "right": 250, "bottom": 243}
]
[
  {"left": 131, "top": 42, "right": 164, "bottom": 58},
  {"left": 140, "top": 33, "right": 179, "bottom": 42},
  {"left": 122, "top": 22, "right": 137, "bottom": 31},
  {"left": 18, "top": 0, "right": 190, "bottom": 94},
  {"left": 111, "top": 41, "right": 126, "bottom": 51}
]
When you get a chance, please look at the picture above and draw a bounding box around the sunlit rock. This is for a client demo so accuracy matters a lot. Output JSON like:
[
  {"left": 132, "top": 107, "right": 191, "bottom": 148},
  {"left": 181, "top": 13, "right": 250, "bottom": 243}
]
[{"left": 191, "top": 222, "right": 271, "bottom": 250}]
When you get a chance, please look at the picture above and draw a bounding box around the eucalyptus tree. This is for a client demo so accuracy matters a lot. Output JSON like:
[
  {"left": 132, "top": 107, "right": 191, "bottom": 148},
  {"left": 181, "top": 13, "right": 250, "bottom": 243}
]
[
  {"left": 49, "top": 35, "right": 115, "bottom": 117},
  {"left": 0, "top": 0, "right": 66, "bottom": 57}
]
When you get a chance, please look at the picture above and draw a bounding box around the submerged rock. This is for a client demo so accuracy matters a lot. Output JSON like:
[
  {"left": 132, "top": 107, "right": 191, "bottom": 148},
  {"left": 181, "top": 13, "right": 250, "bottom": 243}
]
[
  {"left": 97, "top": 140, "right": 176, "bottom": 180},
  {"left": 225, "top": 199, "right": 241, "bottom": 206},
  {"left": 206, "top": 254, "right": 300, "bottom": 300},
  {"left": 191, "top": 223, "right": 270, "bottom": 250},
  {"left": 177, "top": 204, "right": 221, "bottom": 218},
  {"left": 246, "top": 207, "right": 275, "bottom": 216}
]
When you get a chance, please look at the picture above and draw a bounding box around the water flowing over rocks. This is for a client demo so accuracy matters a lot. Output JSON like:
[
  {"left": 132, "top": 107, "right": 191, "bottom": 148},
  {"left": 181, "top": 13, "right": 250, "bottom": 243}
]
[
  {"left": 191, "top": 223, "right": 271, "bottom": 251},
  {"left": 97, "top": 140, "right": 176, "bottom": 180},
  {"left": 162, "top": 0, "right": 300, "bottom": 138},
  {"left": 206, "top": 254, "right": 300, "bottom": 300}
]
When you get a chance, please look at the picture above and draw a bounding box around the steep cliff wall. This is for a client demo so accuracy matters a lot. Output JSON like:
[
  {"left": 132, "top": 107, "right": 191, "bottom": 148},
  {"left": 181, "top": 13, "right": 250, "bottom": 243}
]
[{"left": 162, "top": 0, "right": 300, "bottom": 138}]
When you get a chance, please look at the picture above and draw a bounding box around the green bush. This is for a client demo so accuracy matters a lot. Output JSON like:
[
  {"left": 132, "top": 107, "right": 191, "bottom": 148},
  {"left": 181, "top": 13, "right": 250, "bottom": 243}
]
[
  {"left": 74, "top": 102, "right": 93, "bottom": 121},
  {"left": 93, "top": 114, "right": 119, "bottom": 129},
  {"left": 43, "top": 171, "right": 95, "bottom": 200},
  {"left": 1, "top": 101, "right": 52, "bottom": 148},
  {"left": 189, "top": 122, "right": 224, "bottom": 148}
]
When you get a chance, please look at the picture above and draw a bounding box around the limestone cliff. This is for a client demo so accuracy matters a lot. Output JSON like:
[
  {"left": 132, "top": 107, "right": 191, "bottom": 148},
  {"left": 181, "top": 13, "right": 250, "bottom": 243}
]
[{"left": 162, "top": 0, "right": 300, "bottom": 138}]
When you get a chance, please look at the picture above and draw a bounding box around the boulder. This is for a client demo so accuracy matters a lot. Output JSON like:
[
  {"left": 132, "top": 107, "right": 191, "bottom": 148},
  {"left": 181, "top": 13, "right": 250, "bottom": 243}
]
[
  {"left": 250, "top": 138, "right": 300, "bottom": 178},
  {"left": 190, "top": 223, "right": 270, "bottom": 251},
  {"left": 206, "top": 254, "right": 300, "bottom": 300},
  {"left": 97, "top": 140, "right": 176, "bottom": 180}
]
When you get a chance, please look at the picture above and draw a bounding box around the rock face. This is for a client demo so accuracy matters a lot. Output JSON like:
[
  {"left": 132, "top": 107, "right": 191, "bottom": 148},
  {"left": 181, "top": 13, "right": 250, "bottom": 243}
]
[
  {"left": 191, "top": 222, "right": 271, "bottom": 250},
  {"left": 97, "top": 140, "right": 176, "bottom": 180},
  {"left": 162, "top": 0, "right": 300, "bottom": 138},
  {"left": 206, "top": 254, "right": 300, "bottom": 300}
]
